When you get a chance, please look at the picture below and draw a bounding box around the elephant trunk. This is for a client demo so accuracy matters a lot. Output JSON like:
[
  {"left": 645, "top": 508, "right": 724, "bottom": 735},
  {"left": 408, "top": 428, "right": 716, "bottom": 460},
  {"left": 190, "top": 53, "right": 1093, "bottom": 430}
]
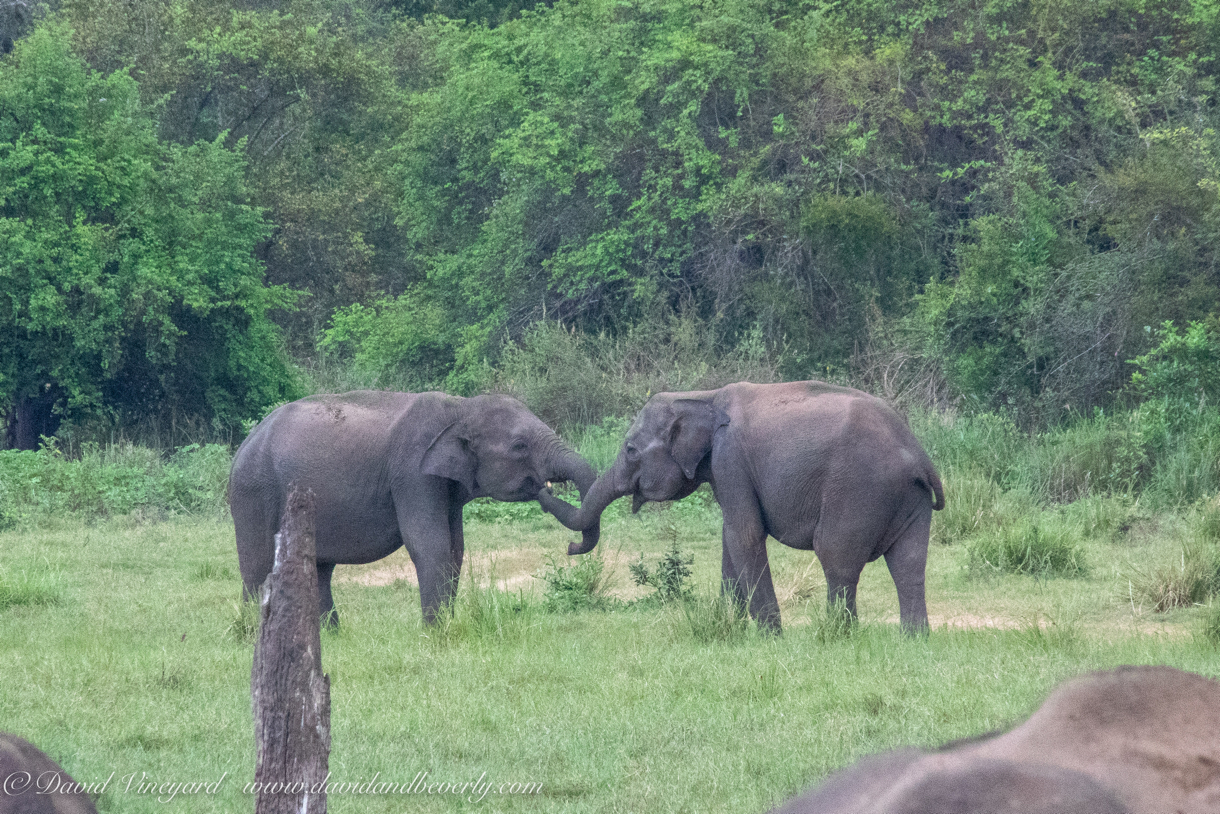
[
  {"left": 541, "top": 440, "right": 601, "bottom": 554},
  {"left": 541, "top": 455, "right": 631, "bottom": 555},
  {"left": 544, "top": 442, "right": 597, "bottom": 501}
]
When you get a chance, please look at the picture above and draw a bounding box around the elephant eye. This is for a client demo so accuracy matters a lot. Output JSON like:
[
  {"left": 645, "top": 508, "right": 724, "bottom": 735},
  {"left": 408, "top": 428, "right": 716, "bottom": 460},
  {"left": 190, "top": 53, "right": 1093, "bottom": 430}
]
[
  {"left": 511, "top": 439, "right": 529, "bottom": 453},
  {"left": 625, "top": 443, "right": 639, "bottom": 458}
]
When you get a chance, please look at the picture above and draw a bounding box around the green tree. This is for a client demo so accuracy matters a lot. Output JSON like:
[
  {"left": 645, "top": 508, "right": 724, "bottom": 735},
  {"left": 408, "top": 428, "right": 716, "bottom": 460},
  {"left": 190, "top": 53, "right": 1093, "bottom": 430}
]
[{"left": 0, "top": 25, "right": 299, "bottom": 446}]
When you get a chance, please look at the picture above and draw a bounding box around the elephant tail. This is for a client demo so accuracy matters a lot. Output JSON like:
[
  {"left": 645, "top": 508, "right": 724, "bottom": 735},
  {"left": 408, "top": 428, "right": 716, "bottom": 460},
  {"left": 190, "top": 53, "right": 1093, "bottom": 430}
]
[{"left": 920, "top": 463, "right": 945, "bottom": 511}]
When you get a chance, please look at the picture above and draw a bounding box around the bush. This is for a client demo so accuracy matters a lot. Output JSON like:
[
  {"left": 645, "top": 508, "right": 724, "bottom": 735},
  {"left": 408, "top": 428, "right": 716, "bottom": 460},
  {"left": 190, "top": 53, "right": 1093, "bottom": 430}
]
[
  {"left": 536, "top": 554, "right": 614, "bottom": 612},
  {"left": 0, "top": 441, "right": 232, "bottom": 526},
  {"left": 630, "top": 537, "right": 695, "bottom": 603},
  {"left": 967, "top": 521, "right": 1087, "bottom": 577}
]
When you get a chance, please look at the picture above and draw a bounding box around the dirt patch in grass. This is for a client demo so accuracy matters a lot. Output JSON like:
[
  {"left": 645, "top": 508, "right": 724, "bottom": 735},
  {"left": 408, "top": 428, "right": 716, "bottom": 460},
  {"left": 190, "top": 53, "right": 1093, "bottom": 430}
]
[{"left": 337, "top": 546, "right": 652, "bottom": 599}]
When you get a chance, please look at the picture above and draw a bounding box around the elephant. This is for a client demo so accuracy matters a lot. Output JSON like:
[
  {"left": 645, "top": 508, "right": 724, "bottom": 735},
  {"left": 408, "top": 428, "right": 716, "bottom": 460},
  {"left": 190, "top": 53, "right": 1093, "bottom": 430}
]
[
  {"left": 539, "top": 381, "right": 944, "bottom": 632},
  {"left": 229, "top": 390, "right": 598, "bottom": 626},
  {"left": 771, "top": 665, "right": 1220, "bottom": 814},
  {"left": 770, "top": 748, "right": 1127, "bottom": 814},
  {"left": 0, "top": 733, "right": 99, "bottom": 814}
]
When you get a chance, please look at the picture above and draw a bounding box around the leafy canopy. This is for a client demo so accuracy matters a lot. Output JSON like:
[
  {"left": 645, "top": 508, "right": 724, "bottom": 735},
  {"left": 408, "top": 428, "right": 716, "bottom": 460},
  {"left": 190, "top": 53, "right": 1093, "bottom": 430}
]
[{"left": 0, "top": 24, "right": 300, "bottom": 428}]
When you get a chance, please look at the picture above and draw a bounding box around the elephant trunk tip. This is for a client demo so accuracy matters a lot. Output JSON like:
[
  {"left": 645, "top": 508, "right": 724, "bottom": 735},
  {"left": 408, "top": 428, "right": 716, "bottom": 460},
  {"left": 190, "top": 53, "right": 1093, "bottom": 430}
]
[{"left": 568, "top": 527, "right": 600, "bottom": 556}]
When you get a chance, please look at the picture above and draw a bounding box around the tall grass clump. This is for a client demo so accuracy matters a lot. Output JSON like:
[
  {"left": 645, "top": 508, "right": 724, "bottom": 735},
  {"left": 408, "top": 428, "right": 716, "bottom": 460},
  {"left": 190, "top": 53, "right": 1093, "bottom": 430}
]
[
  {"left": 967, "top": 520, "right": 1087, "bottom": 577},
  {"left": 1200, "top": 601, "right": 1220, "bottom": 646},
  {"left": 909, "top": 410, "right": 1022, "bottom": 483},
  {"left": 681, "top": 592, "right": 752, "bottom": 644},
  {"left": 1126, "top": 539, "right": 1220, "bottom": 612},
  {"left": 1008, "top": 410, "right": 1144, "bottom": 502},
  {"left": 0, "top": 565, "right": 64, "bottom": 610},
  {"left": 433, "top": 576, "right": 538, "bottom": 645}
]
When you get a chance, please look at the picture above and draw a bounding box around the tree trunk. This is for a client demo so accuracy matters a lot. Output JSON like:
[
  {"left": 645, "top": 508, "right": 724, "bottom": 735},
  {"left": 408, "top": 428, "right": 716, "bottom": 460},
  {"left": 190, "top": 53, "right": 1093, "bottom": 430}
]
[{"left": 251, "top": 485, "right": 331, "bottom": 814}]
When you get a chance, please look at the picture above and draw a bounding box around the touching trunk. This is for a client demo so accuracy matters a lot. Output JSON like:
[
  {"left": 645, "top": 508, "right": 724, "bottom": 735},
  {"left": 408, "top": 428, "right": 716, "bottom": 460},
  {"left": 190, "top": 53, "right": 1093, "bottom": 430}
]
[
  {"left": 543, "top": 443, "right": 601, "bottom": 554},
  {"left": 545, "top": 443, "right": 597, "bottom": 501},
  {"left": 540, "top": 456, "right": 631, "bottom": 555}
]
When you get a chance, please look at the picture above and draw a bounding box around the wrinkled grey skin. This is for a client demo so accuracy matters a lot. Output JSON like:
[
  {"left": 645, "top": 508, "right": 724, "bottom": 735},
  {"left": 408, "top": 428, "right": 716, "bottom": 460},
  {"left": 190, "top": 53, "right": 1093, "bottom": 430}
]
[
  {"left": 771, "top": 750, "right": 1126, "bottom": 814},
  {"left": 0, "top": 733, "right": 99, "bottom": 814},
  {"left": 540, "top": 381, "right": 944, "bottom": 632},
  {"left": 230, "top": 391, "right": 598, "bottom": 625},
  {"left": 771, "top": 665, "right": 1220, "bottom": 814}
]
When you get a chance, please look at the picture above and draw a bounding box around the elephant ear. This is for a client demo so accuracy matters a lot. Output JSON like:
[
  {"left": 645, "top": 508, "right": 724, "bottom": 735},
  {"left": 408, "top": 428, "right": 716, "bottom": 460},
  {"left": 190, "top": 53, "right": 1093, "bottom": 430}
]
[
  {"left": 421, "top": 421, "right": 476, "bottom": 495},
  {"left": 668, "top": 399, "right": 730, "bottom": 480}
]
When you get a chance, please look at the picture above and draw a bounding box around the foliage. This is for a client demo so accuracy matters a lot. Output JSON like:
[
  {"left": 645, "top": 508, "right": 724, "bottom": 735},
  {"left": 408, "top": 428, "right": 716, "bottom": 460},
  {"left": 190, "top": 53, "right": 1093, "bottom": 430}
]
[
  {"left": 0, "top": 440, "right": 231, "bottom": 527},
  {"left": 535, "top": 553, "right": 614, "bottom": 612},
  {"left": 1129, "top": 321, "right": 1220, "bottom": 427},
  {"left": 9, "top": 0, "right": 1220, "bottom": 437},
  {"left": 0, "top": 24, "right": 299, "bottom": 433},
  {"left": 496, "top": 312, "right": 775, "bottom": 429},
  {"left": 630, "top": 535, "right": 695, "bottom": 602}
]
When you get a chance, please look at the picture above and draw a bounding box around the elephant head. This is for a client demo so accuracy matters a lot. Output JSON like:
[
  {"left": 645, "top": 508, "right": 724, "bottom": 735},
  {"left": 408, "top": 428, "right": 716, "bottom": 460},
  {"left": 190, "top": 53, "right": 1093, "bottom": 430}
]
[
  {"left": 423, "top": 395, "right": 601, "bottom": 551},
  {"left": 540, "top": 395, "right": 727, "bottom": 554}
]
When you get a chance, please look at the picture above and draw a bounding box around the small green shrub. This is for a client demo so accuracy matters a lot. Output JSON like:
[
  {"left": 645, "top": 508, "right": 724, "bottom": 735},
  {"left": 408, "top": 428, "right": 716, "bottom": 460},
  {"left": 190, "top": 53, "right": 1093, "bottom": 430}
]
[
  {"left": 630, "top": 536, "right": 694, "bottom": 603},
  {"left": 536, "top": 554, "right": 614, "bottom": 612},
  {"left": 967, "top": 521, "right": 1087, "bottom": 577}
]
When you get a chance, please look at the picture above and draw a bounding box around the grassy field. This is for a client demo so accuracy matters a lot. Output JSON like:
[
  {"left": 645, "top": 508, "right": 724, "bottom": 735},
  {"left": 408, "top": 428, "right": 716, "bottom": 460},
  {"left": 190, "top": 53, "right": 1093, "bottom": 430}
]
[{"left": 2, "top": 482, "right": 1218, "bottom": 813}]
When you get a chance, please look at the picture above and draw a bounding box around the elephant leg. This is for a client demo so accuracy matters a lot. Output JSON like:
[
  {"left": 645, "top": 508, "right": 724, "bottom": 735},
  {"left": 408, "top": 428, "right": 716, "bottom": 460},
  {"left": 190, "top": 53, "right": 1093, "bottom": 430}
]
[
  {"left": 398, "top": 488, "right": 461, "bottom": 625},
  {"left": 233, "top": 488, "right": 279, "bottom": 603},
  {"left": 448, "top": 489, "right": 465, "bottom": 576},
  {"left": 317, "top": 561, "right": 338, "bottom": 629},
  {"left": 718, "top": 493, "right": 780, "bottom": 632},
  {"left": 883, "top": 508, "right": 931, "bottom": 635}
]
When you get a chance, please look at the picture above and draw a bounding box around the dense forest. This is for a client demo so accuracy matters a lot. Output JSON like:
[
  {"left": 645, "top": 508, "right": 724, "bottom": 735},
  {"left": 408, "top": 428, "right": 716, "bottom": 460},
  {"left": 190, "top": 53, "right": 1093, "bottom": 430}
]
[{"left": 2, "top": 0, "right": 1219, "bottom": 447}]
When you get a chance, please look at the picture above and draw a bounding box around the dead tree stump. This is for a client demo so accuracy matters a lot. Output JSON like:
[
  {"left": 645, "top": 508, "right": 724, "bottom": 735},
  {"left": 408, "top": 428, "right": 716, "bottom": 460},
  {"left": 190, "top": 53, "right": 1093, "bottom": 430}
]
[{"left": 251, "top": 485, "right": 331, "bottom": 814}]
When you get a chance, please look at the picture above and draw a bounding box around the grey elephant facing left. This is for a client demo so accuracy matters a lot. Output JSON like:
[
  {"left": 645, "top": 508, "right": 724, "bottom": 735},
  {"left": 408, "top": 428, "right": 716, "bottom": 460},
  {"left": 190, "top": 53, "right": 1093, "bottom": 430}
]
[
  {"left": 0, "top": 733, "right": 98, "bottom": 814},
  {"left": 229, "top": 390, "right": 598, "bottom": 625}
]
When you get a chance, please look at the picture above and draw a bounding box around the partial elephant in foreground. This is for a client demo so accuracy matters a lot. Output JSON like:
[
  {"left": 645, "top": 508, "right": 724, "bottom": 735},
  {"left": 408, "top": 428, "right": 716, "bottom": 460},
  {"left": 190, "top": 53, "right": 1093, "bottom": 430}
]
[
  {"left": 771, "top": 665, "right": 1220, "bottom": 814},
  {"left": 230, "top": 391, "right": 598, "bottom": 625},
  {"left": 540, "top": 381, "right": 944, "bottom": 632},
  {"left": 0, "top": 733, "right": 98, "bottom": 814}
]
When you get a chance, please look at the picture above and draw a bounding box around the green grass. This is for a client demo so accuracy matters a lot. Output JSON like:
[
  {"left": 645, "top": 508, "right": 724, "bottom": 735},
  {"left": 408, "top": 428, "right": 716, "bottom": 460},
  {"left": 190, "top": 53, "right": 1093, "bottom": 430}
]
[
  {"left": 3, "top": 413, "right": 1220, "bottom": 812},
  {"left": 2, "top": 501, "right": 1218, "bottom": 814}
]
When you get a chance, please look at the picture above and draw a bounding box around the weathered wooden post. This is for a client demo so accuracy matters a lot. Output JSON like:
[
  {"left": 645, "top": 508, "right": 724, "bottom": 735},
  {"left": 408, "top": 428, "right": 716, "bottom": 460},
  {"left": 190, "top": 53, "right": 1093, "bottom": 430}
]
[{"left": 251, "top": 485, "right": 331, "bottom": 814}]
